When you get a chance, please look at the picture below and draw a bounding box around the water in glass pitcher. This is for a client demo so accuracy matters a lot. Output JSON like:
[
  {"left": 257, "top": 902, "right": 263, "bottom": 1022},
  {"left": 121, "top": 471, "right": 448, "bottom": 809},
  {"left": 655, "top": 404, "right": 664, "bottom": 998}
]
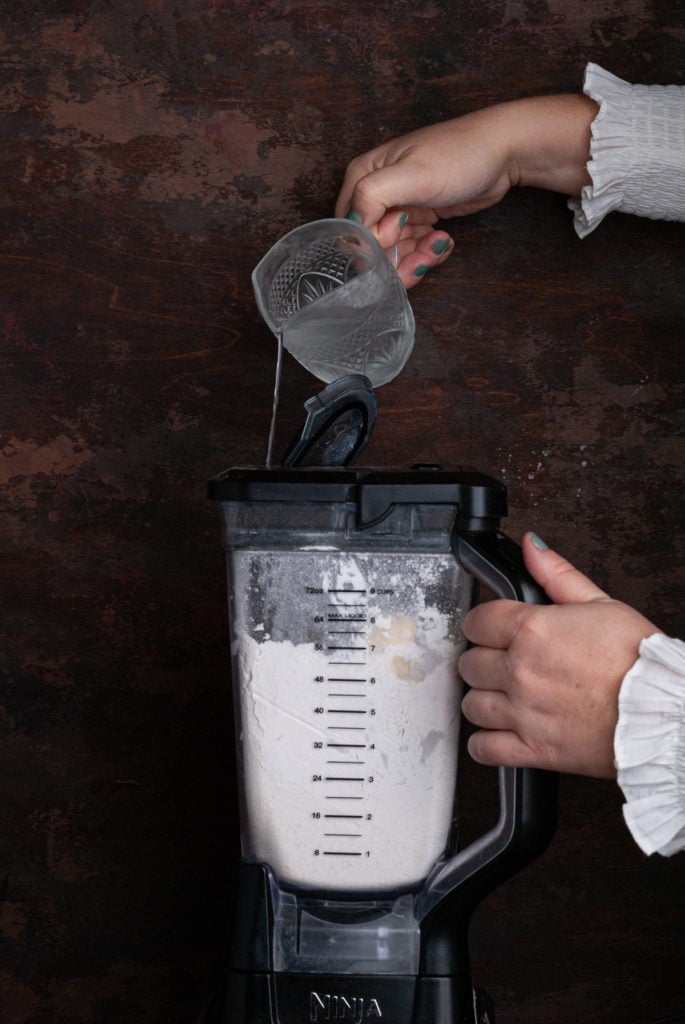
[{"left": 253, "top": 218, "right": 415, "bottom": 388}]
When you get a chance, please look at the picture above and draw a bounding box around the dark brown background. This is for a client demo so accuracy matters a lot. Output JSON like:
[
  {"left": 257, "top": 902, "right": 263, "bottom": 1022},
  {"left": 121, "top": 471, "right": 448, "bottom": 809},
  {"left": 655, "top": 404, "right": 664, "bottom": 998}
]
[{"left": 1, "top": 2, "right": 683, "bottom": 1022}]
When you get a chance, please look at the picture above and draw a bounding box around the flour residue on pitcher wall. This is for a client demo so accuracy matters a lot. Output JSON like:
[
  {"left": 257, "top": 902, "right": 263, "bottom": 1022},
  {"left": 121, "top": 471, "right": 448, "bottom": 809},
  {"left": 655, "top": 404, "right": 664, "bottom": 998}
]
[
  {"left": 229, "top": 549, "right": 474, "bottom": 893},
  {"left": 366, "top": 614, "right": 441, "bottom": 684}
]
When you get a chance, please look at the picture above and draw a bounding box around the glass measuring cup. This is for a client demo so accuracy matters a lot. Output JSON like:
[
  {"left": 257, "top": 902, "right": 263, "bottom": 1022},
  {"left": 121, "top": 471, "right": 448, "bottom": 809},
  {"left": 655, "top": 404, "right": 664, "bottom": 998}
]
[{"left": 252, "top": 218, "right": 415, "bottom": 387}]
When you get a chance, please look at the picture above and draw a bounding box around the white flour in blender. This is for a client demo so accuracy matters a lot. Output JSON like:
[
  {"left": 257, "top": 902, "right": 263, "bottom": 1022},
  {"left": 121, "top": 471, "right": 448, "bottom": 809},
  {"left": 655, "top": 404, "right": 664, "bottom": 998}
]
[{"left": 235, "top": 554, "right": 465, "bottom": 893}]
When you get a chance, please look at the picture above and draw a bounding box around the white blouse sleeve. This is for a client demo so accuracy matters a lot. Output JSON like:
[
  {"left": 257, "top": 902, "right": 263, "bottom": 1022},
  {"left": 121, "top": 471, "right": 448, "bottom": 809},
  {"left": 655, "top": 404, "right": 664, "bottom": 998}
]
[
  {"left": 568, "top": 62, "right": 685, "bottom": 238},
  {"left": 615, "top": 634, "right": 685, "bottom": 856}
]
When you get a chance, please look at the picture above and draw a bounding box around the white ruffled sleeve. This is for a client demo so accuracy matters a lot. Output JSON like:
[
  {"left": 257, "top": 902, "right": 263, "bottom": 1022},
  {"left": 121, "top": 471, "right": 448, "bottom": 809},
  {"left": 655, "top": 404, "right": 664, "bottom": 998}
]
[
  {"left": 615, "top": 634, "right": 685, "bottom": 856},
  {"left": 568, "top": 62, "right": 685, "bottom": 238}
]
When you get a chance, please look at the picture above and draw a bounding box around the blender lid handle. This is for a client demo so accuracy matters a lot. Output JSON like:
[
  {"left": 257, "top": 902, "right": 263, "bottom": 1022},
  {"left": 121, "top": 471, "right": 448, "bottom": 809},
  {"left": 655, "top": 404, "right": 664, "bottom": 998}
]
[
  {"left": 281, "top": 373, "right": 377, "bottom": 468},
  {"left": 416, "top": 530, "right": 557, "bottom": 925}
]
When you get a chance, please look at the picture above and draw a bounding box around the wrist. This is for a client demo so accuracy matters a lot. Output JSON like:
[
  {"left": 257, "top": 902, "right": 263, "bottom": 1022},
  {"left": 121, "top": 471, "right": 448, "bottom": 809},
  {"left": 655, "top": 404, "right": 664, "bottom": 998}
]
[{"left": 505, "top": 93, "right": 598, "bottom": 196}]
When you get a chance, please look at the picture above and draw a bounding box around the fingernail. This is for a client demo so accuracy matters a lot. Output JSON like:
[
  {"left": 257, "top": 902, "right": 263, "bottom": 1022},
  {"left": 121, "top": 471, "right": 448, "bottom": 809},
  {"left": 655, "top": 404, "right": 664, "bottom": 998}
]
[
  {"left": 346, "top": 209, "right": 363, "bottom": 223},
  {"left": 414, "top": 264, "right": 429, "bottom": 277},
  {"left": 399, "top": 212, "right": 408, "bottom": 228},
  {"left": 432, "top": 238, "right": 450, "bottom": 255},
  {"left": 529, "top": 531, "right": 549, "bottom": 550}
]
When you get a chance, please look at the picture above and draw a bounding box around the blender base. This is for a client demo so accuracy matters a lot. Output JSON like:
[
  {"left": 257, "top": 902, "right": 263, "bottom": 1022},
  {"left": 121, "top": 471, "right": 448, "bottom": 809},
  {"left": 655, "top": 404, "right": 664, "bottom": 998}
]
[
  {"left": 205, "top": 971, "right": 495, "bottom": 1024},
  {"left": 205, "top": 858, "right": 500, "bottom": 1024}
]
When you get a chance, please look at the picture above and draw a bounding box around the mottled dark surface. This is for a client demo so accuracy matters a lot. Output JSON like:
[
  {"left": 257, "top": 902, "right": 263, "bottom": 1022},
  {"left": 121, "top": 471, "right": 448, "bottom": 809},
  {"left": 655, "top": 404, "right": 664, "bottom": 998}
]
[{"left": 1, "top": 2, "right": 683, "bottom": 1022}]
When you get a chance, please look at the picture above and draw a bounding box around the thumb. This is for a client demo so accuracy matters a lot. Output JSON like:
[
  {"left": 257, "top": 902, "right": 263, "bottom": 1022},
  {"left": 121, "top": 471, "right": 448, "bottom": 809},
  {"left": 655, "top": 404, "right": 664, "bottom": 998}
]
[
  {"left": 337, "top": 160, "right": 428, "bottom": 228},
  {"left": 522, "top": 531, "right": 609, "bottom": 605},
  {"left": 335, "top": 168, "right": 390, "bottom": 227}
]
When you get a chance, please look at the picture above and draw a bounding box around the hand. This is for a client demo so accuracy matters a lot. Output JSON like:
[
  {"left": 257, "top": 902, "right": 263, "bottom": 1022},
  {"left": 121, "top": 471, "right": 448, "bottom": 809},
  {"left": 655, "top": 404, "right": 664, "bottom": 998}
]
[
  {"left": 335, "top": 94, "right": 597, "bottom": 289},
  {"left": 459, "top": 533, "right": 659, "bottom": 778}
]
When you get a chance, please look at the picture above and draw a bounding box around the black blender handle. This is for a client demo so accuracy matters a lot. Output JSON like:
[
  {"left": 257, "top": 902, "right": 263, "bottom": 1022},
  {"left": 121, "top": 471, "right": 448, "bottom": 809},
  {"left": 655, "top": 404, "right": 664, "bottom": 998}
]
[
  {"left": 456, "top": 530, "right": 548, "bottom": 604},
  {"left": 416, "top": 530, "right": 557, "bottom": 931}
]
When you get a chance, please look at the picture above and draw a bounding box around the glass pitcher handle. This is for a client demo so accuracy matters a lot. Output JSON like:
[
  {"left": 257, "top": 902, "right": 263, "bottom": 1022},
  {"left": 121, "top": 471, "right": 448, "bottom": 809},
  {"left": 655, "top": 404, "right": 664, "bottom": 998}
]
[{"left": 416, "top": 530, "right": 557, "bottom": 925}]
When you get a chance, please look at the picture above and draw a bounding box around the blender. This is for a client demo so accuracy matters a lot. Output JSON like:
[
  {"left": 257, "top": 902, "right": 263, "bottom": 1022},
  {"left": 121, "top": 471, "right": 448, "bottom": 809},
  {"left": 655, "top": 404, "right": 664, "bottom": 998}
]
[
  {"left": 207, "top": 453, "right": 557, "bottom": 1024},
  {"left": 205, "top": 224, "right": 557, "bottom": 1022}
]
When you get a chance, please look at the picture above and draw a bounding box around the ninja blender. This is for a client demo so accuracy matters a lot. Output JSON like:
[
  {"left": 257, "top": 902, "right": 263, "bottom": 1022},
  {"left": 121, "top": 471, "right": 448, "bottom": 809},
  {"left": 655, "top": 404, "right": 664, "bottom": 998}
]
[
  {"left": 205, "top": 224, "right": 557, "bottom": 1023},
  {"left": 206, "top": 397, "right": 556, "bottom": 1022}
]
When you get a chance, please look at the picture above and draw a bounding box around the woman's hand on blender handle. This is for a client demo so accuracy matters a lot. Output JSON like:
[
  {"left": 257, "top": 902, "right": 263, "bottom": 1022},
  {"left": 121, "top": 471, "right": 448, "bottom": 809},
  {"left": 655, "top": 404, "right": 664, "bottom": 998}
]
[
  {"left": 335, "top": 94, "right": 597, "bottom": 289},
  {"left": 459, "top": 532, "right": 660, "bottom": 779}
]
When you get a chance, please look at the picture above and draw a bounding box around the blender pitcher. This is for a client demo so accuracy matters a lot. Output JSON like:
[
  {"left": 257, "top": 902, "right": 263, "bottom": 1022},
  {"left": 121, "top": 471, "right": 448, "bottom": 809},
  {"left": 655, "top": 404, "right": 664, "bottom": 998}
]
[{"left": 207, "top": 465, "right": 557, "bottom": 1024}]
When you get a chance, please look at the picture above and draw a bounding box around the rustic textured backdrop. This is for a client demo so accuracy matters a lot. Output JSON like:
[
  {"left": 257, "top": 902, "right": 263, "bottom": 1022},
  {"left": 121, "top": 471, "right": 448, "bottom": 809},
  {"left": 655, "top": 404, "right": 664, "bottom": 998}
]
[{"left": 1, "top": 2, "right": 683, "bottom": 1022}]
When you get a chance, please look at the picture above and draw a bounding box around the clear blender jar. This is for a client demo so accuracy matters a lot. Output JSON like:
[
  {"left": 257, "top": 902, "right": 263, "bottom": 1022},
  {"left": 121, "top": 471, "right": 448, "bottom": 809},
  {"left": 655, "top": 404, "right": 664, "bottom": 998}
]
[{"left": 208, "top": 464, "right": 557, "bottom": 1024}]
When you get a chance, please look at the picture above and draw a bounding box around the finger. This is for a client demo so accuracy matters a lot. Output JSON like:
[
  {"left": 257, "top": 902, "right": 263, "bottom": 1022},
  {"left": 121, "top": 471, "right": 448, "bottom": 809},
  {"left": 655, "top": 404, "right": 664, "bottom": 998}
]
[
  {"left": 395, "top": 252, "right": 443, "bottom": 290},
  {"left": 461, "top": 686, "right": 513, "bottom": 731},
  {"left": 396, "top": 258, "right": 430, "bottom": 290},
  {"left": 458, "top": 645, "right": 510, "bottom": 690},
  {"left": 467, "top": 728, "right": 537, "bottom": 769},
  {"left": 462, "top": 599, "right": 524, "bottom": 650},
  {"left": 522, "top": 531, "right": 609, "bottom": 605},
  {"left": 394, "top": 235, "right": 455, "bottom": 289},
  {"left": 373, "top": 206, "right": 440, "bottom": 247},
  {"left": 413, "top": 230, "right": 454, "bottom": 261},
  {"left": 372, "top": 209, "right": 413, "bottom": 251},
  {"left": 370, "top": 214, "right": 435, "bottom": 270}
]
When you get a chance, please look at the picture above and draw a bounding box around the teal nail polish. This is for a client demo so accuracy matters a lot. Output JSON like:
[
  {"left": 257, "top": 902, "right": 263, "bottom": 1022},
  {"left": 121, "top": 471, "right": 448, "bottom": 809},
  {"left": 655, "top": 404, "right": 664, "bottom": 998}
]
[
  {"left": 346, "top": 209, "right": 363, "bottom": 223},
  {"left": 529, "top": 532, "right": 549, "bottom": 550},
  {"left": 399, "top": 212, "right": 408, "bottom": 228},
  {"left": 432, "top": 238, "right": 450, "bottom": 255},
  {"left": 414, "top": 264, "right": 429, "bottom": 277}
]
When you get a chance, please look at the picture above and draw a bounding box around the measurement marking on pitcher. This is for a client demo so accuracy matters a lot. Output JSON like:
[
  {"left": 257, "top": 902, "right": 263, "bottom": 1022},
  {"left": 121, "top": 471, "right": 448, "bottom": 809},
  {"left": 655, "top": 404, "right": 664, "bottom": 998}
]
[
  {"left": 315, "top": 578, "right": 373, "bottom": 863},
  {"left": 304, "top": 577, "right": 381, "bottom": 869}
]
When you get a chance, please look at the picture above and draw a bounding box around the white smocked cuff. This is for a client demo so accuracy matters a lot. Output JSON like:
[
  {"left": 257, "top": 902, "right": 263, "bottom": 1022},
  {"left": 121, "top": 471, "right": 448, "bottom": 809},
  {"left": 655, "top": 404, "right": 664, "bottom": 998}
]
[
  {"left": 615, "top": 634, "right": 685, "bottom": 857},
  {"left": 568, "top": 62, "right": 685, "bottom": 238}
]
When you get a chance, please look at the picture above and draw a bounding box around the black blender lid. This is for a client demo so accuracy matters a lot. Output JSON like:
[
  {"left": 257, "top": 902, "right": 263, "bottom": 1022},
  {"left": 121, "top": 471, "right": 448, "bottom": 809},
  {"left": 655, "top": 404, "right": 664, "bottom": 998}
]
[{"left": 207, "top": 464, "right": 508, "bottom": 527}]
